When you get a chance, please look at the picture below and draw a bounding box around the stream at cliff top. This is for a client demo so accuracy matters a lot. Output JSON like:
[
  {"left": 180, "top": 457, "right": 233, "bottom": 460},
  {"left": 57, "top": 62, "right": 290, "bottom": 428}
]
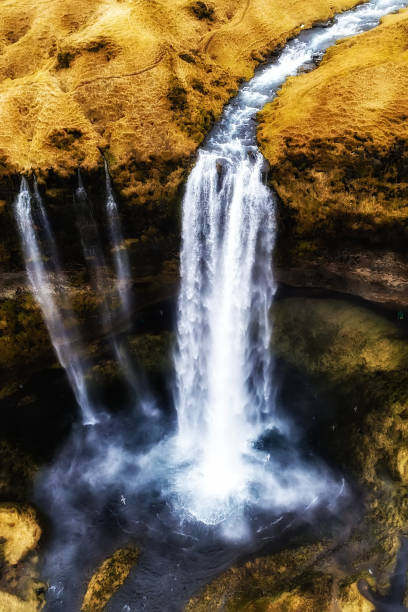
[{"left": 12, "top": 0, "right": 408, "bottom": 609}]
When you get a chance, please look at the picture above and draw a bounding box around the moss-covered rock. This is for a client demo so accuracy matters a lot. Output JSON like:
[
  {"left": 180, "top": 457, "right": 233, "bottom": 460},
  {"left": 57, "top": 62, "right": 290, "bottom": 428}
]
[
  {"left": 129, "top": 332, "right": 173, "bottom": 375},
  {"left": 81, "top": 546, "right": 139, "bottom": 612}
]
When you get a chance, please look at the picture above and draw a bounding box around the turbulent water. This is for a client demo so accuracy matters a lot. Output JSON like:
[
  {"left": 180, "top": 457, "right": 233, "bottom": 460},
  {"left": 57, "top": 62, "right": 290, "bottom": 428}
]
[{"left": 12, "top": 0, "right": 408, "bottom": 609}]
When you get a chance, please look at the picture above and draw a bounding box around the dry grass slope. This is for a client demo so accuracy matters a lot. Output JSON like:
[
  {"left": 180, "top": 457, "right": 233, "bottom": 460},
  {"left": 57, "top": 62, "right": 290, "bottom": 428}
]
[
  {"left": 0, "top": 0, "right": 364, "bottom": 204},
  {"left": 258, "top": 9, "right": 408, "bottom": 246}
]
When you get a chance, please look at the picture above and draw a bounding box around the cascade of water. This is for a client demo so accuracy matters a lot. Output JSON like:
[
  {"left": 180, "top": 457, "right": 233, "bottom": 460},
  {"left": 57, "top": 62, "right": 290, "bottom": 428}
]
[
  {"left": 173, "top": 0, "right": 408, "bottom": 523},
  {"left": 104, "top": 164, "right": 159, "bottom": 412},
  {"left": 104, "top": 161, "right": 132, "bottom": 321},
  {"left": 75, "top": 171, "right": 113, "bottom": 334},
  {"left": 75, "top": 172, "right": 142, "bottom": 398},
  {"left": 14, "top": 178, "right": 97, "bottom": 425}
]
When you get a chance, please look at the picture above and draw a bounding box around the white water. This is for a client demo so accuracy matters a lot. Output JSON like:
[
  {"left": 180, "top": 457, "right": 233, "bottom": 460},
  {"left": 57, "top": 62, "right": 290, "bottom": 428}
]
[
  {"left": 172, "top": 0, "right": 408, "bottom": 525},
  {"left": 14, "top": 179, "right": 97, "bottom": 425}
]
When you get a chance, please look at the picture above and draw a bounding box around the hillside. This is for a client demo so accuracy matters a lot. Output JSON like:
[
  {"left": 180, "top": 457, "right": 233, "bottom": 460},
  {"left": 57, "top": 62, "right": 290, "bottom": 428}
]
[{"left": 0, "top": 0, "right": 364, "bottom": 205}]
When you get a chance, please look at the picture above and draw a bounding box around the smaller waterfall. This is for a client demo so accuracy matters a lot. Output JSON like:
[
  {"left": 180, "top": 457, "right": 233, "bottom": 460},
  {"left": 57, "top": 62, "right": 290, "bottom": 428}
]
[
  {"left": 105, "top": 161, "right": 132, "bottom": 321},
  {"left": 75, "top": 171, "right": 112, "bottom": 334},
  {"left": 15, "top": 178, "right": 97, "bottom": 425},
  {"left": 75, "top": 172, "right": 142, "bottom": 398}
]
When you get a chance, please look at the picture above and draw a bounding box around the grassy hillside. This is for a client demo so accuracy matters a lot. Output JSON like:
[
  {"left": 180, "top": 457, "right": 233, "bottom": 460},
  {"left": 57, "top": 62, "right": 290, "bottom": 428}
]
[
  {"left": 0, "top": 0, "right": 364, "bottom": 205},
  {"left": 258, "top": 8, "right": 408, "bottom": 249}
]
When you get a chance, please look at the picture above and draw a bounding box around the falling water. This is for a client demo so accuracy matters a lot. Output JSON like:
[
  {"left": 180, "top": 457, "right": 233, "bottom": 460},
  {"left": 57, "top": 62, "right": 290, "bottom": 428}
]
[
  {"left": 74, "top": 171, "right": 112, "bottom": 335},
  {"left": 105, "top": 161, "right": 132, "bottom": 320},
  {"left": 173, "top": 0, "right": 408, "bottom": 524},
  {"left": 75, "top": 172, "right": 142, "bottom": 398},
  {"left": 14, "top": 178, "right": 97, "bottom": 425}
]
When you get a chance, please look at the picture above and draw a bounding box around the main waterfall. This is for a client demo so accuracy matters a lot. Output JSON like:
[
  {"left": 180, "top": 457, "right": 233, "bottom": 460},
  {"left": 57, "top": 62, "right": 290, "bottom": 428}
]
[
  {"left": 174, "top": 138, "right": 275, "bottom": 508},
  {"left": 172, "top": 0, "right": 408, "bottom": 525}
]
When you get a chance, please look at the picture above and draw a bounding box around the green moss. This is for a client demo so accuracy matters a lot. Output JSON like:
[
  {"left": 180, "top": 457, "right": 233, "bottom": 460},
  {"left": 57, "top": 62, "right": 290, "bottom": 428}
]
[
  {"left": 70, "top": 291, "right": 100, "bottom": 319},
  {"left": 272, "top": 298, "right": 408, "bottom": 386},
  {"left": 0, "top": 293, "right": 49, "bottom": 373},
  {"left": 186, "top": 544, "right": 332, "bottom": 611},
  {"left": 129, "top": 332, "right": 173, "bottom": 374}
]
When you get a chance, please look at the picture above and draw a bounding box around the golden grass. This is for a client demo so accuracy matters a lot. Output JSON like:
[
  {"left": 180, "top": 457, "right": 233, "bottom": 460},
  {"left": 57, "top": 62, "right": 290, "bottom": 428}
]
[
  {"left": 258, "top": 9, "right": 408, "bottom": 238},
  {"left": 0, "top": 504, "right": 41, "bottom": 565},
  {"left": 0, "top": 590, "right": 42, "bottom": 612},
  {"left": 0, "top": 0, "right": 364, "bottom": 202}
]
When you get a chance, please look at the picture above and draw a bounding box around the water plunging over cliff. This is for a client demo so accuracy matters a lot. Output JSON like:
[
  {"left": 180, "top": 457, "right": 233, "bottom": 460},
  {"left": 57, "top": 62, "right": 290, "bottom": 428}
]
[
  {"left": 105, "top": 161, "right": 133, "bottom": 321},
  {"left": 19, "top": 1, "right": 408, "bottom": 609},
  {"left": 15, "top": 178, "right": 97, "bottom": 425},
  {"left": 14, "top": 172, "right": 139, "bottom": 424},
  {"left": 172, "top": 0, "right": 408, "bottom": 525},
  {"left": 75, "top": 172, "right": 142, "bottom": 397}
]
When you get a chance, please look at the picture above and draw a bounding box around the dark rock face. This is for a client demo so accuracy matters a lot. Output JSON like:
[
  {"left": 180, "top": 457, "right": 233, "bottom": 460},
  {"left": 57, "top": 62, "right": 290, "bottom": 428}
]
[{"left": 275, "top": 247, "right": 408, "bottom": 309}]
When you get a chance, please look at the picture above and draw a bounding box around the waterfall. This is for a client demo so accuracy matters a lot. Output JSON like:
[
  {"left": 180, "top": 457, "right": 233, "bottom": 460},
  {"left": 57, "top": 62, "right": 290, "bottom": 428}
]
[
  {"left": 14, "top": 178, "right": 97, "bottom": 425},
  {"left": 172, "top": 0, "right": 408, "bottom": 524},
  {"left": 74, "top": 170, "right": 112, "bottom": 336},
  {"left": 173, "top": 117, "right": 276, "bottom": 523},
  {"left": 75, "top": 172, "right": 142, "bottom": 398},
  {"left": 174, "top": 148, "right": 275, "bottom": 484},
  {"left": 105, "top": 161, "right": 132, "bottom": 321}
]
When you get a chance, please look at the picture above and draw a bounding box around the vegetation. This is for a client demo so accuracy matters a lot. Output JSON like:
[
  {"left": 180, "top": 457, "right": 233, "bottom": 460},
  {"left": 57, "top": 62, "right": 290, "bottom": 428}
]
[{"left": 258, "top": 9, "right": 408, "bottom": 250}]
